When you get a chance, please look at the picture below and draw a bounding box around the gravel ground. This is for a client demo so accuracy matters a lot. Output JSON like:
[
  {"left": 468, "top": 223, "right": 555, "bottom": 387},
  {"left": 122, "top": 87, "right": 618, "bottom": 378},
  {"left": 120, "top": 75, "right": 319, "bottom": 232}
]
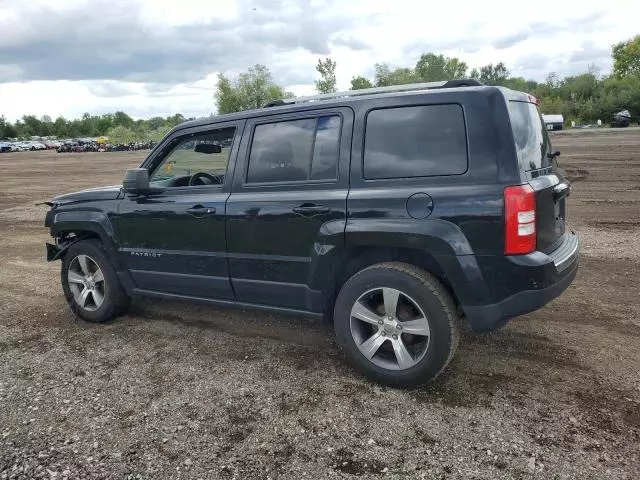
[{"left": 0, "top": 130, "right": 639, "bottom": 479}]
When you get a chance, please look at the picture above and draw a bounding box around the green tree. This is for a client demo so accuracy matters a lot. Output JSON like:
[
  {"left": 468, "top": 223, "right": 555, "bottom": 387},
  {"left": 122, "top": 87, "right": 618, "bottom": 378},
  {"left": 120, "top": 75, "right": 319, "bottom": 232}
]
[
  {"left": 166, "top": 114, "right": 186, "bottom": 127},
  {"left": 374, "top": 63, "right": 419, "bottom": 86},
  {"left": 315, "top": 57, "right": 337, "bottom": 93},
  {"left": 147, "top": 116, "right": 165, "bottom": 130},
  {"left": 107, "top": 125, "right": 137, "bottom": 144},
  {"left": 598, "top": 75, "right": 640, "bottom": 119},
  {"left": 40, "top": 115, "right": 53, "bottom": 136},
  {"left": 149, "top": 125, "right": 173, "bottom": 142},
  {"left": 558, "top": 73, "right": 599, "bottom": 102},
  {"left": 503, "top": 77, "right": 538, "bottom": 93},
  {"left": 415, "top": 53, "right": 467, "bottom": 81},
  {"left": 113, "top": 111, "right": 134, "bottom": 128},
  {"left": 20, "top": 115, "right": 43, "bottom": 137},
  {"left": 215, "top": 64, "right": 293, "bottom": 114},
  {"left": 52, "top": 117, "right": 68, "bottom": 138},
  {"left": 80, "top": 113, "right": 98, "bottom": 136},
  {"left": 443, "top": 57, "right": 468, "bottom": 80},
  {"left": 546, "top": 72, "right": 561, "bottom": 88},
  {"left": 612, "top": 35, "right": 640, "bottom": 78},
  {"left": 532, "top": 73, "right": 559, "bottom": 98},
  {"left": 471, "top": 63, "right": 510, "bottom": 85},
  {"left": 350, "top": 76, "right": 374, "bottom": 90},
  {"left": 0, "top": 116, "right": 18, "bottom": 138},
  {"left": 96, "top": 114, "right": 114, "bottom": 135}
]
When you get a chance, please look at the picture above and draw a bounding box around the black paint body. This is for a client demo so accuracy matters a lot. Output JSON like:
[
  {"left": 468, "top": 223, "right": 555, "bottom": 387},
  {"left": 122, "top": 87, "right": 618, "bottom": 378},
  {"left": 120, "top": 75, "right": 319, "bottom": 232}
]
[{"left": 45, "top": 85, "right": 579, "bottom": 331}]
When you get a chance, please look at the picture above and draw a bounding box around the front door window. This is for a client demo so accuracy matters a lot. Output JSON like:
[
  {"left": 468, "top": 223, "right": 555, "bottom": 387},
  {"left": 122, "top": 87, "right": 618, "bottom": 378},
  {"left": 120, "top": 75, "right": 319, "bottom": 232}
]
[{"left": 150, "top": 127, "right": 236, "bottom": 188}]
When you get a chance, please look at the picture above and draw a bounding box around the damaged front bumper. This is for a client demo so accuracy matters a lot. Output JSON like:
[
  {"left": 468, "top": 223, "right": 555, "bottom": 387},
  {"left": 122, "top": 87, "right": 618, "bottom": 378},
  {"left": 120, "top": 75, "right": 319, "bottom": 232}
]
[{"left": 46, "top": 242, "right": 63, "bottom": 261}]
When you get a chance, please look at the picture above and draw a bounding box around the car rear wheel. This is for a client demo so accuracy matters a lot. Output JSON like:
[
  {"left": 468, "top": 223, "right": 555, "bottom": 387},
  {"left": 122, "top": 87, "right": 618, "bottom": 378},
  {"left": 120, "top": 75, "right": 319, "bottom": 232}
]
[
  {"left": 334, "top": 262, "right": 459, "bottom": 388},
  {"left": 60, "top": 239, "right": 130, "bottom": 323}
]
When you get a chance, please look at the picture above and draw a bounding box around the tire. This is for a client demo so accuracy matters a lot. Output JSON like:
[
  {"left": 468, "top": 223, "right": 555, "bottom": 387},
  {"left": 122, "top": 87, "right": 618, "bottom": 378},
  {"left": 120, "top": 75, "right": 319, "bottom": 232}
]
[
  {"left": 334, "top": 262, "right": 459, "bottom": 388},
  {"left": 60, "top": 239, "right": 130, "bottom": 323}
]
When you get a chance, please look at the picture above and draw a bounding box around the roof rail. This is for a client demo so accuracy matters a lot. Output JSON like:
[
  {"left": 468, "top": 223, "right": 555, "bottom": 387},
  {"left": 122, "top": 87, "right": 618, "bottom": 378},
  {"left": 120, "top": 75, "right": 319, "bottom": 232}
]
[{"left": 264, "top": 79, "right": 484, "bottom": 107}]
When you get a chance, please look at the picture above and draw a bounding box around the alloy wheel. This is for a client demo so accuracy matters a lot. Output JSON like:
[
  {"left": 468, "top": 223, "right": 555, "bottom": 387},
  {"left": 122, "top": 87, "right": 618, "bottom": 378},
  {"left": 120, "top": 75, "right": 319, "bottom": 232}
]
[
  {"left": 67, "top": 254, "right": 106, "bottom": 312},
  {"left": 349, "top": 287, "right": 431, "bottom": 370}
]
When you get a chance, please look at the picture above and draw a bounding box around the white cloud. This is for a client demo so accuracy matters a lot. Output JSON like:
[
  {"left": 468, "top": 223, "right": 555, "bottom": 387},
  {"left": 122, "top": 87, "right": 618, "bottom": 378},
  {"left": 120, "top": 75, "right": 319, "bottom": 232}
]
[{"left": 1, "top": 0, "right": 639, "bottom": 121}]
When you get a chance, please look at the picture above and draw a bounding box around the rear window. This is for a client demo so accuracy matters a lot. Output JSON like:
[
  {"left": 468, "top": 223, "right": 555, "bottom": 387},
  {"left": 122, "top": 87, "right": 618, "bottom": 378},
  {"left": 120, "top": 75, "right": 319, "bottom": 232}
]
[
  {"left": 508, "top": 101, "right": 552, "bottom": 172},
  {"left": 363, "top": 104, "right": 468, "bottom": 179}
]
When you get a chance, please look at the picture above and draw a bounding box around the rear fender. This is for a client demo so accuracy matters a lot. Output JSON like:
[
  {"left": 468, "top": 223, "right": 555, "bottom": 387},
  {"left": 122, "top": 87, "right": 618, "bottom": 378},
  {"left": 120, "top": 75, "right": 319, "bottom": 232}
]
[
  {"left": 345, "top": 218, "right": 473, "bottom": 255},
  {"left": 342, "top": 218, "right": 491, "bottom": 307}
]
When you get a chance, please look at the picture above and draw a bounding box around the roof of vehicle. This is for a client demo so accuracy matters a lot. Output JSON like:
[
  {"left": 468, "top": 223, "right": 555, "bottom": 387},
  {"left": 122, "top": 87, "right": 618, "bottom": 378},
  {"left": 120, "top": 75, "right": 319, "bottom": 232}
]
[{"left": 174, "top": 80, "right": 531, "bottom": 133}]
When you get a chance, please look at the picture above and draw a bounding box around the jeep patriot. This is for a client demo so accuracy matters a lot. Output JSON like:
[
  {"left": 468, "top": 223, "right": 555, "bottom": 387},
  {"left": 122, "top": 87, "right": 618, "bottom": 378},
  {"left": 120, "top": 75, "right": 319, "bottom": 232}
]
[{"left": 44, "top": 80, "right": 579, "bottom": 387}]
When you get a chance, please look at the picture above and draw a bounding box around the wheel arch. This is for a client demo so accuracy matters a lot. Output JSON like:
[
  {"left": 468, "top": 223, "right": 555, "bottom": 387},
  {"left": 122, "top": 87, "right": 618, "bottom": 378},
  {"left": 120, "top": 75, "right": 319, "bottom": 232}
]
[
  {"left": 332, "top": 246, "right": 460, "bottom": 310},
  {"left": 310, "top": 218, "right": 489, "bottom": 322},
  {"left": 49, "top": 211, "right": 120, "bottom": 267}
]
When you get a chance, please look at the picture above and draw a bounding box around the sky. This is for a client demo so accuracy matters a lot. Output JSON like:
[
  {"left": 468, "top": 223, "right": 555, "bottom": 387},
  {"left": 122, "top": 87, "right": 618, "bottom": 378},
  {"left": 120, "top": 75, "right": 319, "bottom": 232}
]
[{"left": 1, "top": 0, "right": 638, "bottom": 121}]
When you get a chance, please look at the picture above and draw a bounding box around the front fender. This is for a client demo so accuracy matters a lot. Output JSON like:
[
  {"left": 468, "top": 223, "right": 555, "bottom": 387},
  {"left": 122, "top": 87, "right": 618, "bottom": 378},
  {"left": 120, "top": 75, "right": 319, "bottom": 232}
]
[
  {"left": 49, "top": 210, "right": 116, "bottom": 242},
  {"left": 45, "top": 209, "right": 120, "bottom": 266}
]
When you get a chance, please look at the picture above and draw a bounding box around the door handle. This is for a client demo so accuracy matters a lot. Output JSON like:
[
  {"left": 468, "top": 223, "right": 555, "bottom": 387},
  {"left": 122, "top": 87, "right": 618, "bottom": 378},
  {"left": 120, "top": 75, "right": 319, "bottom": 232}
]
[
  {"left": 292, "top": 204, "right": 331, "bottom": 216},
  {"left": 186, "top": 205, "right": 216, "bottom": 217}
]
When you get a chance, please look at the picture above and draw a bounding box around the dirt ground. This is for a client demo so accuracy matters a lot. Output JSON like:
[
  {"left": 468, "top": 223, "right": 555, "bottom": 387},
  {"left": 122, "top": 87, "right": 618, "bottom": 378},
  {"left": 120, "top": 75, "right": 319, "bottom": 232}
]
[{"left": 1, "top": 129, "right": 639, "bottom": 479}]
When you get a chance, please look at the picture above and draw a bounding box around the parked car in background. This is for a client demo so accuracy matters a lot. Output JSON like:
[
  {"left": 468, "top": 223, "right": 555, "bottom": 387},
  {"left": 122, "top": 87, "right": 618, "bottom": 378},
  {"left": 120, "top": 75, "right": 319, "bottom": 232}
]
[
  {"left": 44, "top": 140, "right": 62, "bottom": 149},
  {"left": 57, "top": 141, "right": 79, "bottom": 153},
  {"left": 0, "top": 142, "right": 10, "bottom": 153},
  {"left": 15, "top": 141, "right": 46, "bottom": 151},
  {"left": 29, "top": 142, "right": 47, "bottom": 151}
]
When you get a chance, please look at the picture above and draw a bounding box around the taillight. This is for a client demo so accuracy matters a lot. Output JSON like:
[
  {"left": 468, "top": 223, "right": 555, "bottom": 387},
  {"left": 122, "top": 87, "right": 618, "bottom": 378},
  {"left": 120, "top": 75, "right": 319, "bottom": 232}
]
[{"left": 504, "top": 184, "right": 536, "bottom": 255}]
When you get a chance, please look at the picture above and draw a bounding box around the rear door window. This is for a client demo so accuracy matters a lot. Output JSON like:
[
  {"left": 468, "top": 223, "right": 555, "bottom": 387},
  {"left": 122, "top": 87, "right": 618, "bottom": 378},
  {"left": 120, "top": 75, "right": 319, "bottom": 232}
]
[
  {"left": 247, "top": 115, "right": 341, "bottom": 183},
  {"left": 363, "top": 104, "right": 468, "bottom": 179},
  {"left": 508, "top": 101, "right": 552, "bottom": 172}
]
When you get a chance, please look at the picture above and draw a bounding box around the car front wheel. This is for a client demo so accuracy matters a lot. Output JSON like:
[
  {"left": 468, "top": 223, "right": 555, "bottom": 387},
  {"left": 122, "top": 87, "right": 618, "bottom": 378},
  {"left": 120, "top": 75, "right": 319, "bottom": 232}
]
[
  {"left": 334, "top": 262, "right": 459, "bottom": 388},
  {"left": 60, "top": 239, "right": 130, "bottom": 323}
]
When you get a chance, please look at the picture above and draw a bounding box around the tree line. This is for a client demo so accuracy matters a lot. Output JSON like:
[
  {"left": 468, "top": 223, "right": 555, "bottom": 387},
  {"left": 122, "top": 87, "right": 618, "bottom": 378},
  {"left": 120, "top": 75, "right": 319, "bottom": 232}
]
[
  {"left": 216, "top": 35, "right": 640, "bottom": 125},
  {"left": 2, "top": 35, "right": 639, "bottom": 140},
  {"left": 0, "top": 112, "right": 190, "bottom": 143}
]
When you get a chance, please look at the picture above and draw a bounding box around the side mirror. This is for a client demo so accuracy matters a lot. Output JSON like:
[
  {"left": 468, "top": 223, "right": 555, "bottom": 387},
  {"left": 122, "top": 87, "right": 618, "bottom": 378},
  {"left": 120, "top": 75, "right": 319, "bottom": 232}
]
[
  {"left": 123, "top": 168, "right": 150, "bottom": 193},
  {"left": 194, "top": 143, "right": 222, "bottom": 154}
]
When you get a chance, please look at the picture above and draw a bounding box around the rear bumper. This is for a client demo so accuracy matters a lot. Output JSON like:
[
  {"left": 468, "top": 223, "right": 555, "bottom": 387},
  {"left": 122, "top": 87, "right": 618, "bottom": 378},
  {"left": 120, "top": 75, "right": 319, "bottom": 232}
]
[{"left": 458, "top": 232, "right": 580, "bottom": 332}]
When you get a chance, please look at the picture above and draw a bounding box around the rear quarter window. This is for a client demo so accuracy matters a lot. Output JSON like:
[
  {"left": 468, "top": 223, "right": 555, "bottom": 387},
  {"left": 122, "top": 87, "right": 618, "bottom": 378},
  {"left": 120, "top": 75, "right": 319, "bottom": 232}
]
[{"left": 363, "top": 104, "right": 468, "bottom": 180}]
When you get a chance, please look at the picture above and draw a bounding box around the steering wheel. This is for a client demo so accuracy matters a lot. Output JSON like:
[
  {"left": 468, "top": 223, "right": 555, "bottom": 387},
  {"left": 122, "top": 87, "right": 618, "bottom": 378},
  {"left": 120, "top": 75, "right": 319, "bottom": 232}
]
[{"left": 188, "top": 172, "right": 220, "bottom": 186}]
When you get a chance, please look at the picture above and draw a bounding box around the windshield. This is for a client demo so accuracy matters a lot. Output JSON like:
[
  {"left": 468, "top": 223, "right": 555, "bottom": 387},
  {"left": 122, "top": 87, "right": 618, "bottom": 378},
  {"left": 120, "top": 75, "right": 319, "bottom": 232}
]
[{"left": 508, "top": 101, "right": 552, "bottom": 173}]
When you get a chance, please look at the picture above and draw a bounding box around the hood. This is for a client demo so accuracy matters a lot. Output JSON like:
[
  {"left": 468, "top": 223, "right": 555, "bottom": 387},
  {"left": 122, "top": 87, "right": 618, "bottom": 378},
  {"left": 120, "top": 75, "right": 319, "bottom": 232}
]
[{"left": 52, "top": 185, "right": 122, "bottom": 205}]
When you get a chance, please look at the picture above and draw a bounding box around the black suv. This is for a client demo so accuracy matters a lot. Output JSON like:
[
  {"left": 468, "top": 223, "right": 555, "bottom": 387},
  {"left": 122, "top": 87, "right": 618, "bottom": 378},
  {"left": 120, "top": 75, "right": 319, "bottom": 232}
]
[{"left": 44, "top": 80, "right": 579, "bottom": 387}]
